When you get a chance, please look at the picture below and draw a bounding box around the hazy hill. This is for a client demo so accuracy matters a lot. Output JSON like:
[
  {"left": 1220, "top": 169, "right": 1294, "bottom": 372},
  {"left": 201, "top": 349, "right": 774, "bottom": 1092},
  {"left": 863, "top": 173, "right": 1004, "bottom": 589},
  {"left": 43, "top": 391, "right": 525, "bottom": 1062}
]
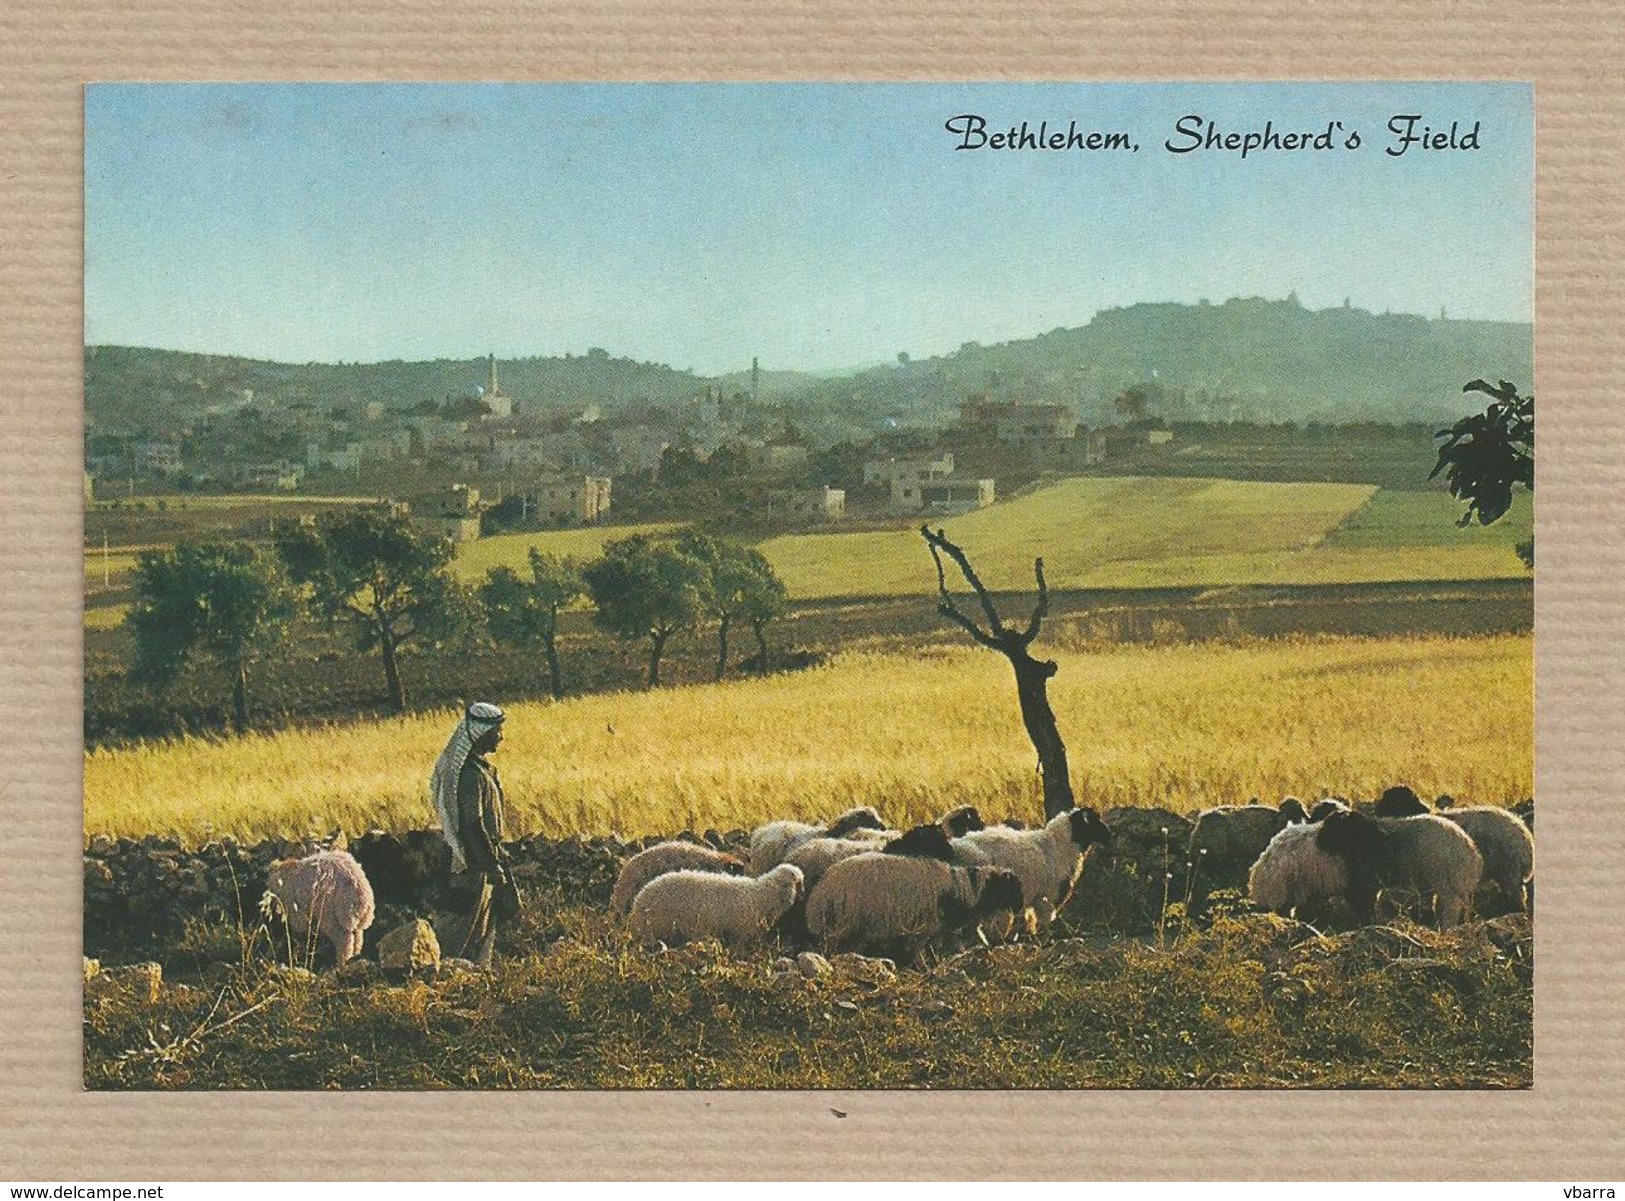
[
  {"left": 84, "top": 346, "right": 708, "bottom": 434},
  {"left": 803, "top": 296, "right": 1533, "bottom": 432},
  {"left": 85, "top": 296, "right": 1533, "bottom": 438}
]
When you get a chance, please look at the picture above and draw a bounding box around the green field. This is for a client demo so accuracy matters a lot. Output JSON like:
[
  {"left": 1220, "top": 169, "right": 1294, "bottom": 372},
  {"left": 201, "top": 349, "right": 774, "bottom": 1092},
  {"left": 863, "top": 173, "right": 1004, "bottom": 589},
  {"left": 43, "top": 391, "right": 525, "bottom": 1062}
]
[
  {"left": 758, "top": 478, "right": 1532, "bottom": 598},
  {"left": 84, "top": 478, "right": 1533, "bottom": 630},
  {"left": 449, "top": 522, "right": 681, "bottom": 581}
]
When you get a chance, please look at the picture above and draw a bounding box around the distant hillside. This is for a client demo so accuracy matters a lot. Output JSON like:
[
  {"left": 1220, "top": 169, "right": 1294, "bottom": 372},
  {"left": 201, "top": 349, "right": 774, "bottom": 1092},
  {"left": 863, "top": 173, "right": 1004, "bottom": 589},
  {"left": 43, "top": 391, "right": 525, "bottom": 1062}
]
[
  {"left": 86, "top": 296, "right": 1533, "bottom": 438},
  {"left": 797, "top": 296, "right": 1533, "bottom": 432},
  {"left": 84, "top": 346, "right": 708, "bottom": 433}
]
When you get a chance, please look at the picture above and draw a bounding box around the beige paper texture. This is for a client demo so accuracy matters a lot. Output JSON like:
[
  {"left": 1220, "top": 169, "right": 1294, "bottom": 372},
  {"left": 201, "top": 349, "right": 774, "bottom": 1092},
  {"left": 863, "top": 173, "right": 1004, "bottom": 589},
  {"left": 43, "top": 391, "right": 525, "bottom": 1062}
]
[{"left": 6, "top": 3, "right": 1623, "bottom": 1181}]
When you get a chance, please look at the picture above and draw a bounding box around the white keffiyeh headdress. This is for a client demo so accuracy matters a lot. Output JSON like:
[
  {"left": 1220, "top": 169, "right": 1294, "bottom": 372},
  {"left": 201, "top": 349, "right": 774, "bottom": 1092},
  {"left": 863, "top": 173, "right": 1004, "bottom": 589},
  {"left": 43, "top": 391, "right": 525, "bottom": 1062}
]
[{"left": 430, "top": 702, "right": 505, "bottom": 872}]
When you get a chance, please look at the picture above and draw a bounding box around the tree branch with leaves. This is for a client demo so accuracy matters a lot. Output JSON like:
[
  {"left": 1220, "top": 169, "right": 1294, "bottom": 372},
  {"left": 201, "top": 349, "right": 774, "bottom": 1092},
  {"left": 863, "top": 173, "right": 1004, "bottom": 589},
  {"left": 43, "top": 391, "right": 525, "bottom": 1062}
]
[{"left": 1431, "top": 378, "right": 1534, "bottom": 568}]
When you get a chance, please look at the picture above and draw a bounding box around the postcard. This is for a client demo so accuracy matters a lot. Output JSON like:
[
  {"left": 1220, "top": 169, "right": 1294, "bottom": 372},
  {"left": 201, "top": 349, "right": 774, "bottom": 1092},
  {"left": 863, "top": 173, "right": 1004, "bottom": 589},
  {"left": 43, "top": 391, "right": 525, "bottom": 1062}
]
[{"left": 81, "top": 81, "right": 1534, "bottom": 1092}]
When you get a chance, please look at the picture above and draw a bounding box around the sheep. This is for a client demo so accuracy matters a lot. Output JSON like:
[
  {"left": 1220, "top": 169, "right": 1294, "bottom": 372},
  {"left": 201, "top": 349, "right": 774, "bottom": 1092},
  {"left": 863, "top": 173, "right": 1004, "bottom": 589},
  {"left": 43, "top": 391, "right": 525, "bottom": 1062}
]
[
  {"left": 937, "top": 805, "right": 987, "bottom": 838},
  {"left": 951, "top": 808, "right": 1112, "bottom": 928},
  {"left": 609, "top": 841, "right": 745, "bottom": 915},
  {"left": 1370, "top": 789, "right": 1534, "bottom": 911},
  {"left": 1248, "top": 821, "right": 1350, "bottom": 921},
  {"left": 629, "top": 863, "right": 804, "bottom": 951},
  {"left": 747, "top": 806, "right": 885, "bottom": 875},
  {"left": 263, "top": 849, "right": 376, "bottom": 965},
  {"left": 883, "top": 821, "right": 957, "bottom": 861},
  {"left": 1444, "top": 808, "right": 1535, "bottom": 911},
  {"left": 805, "top": 852, "right": 1024, "bottom": 962},
  {"left": 1316, "top": 809, "right": 1483, "bottom": 929},
  {"left": 784, "top": 835, "right": 892, "bottom": 892},
  {"left": 1187, "top": 800, "right": 1308, "bottom": 900},
  {"left": 782, "top": 818, "right": 963, "bottom": 901},
  {"left": 1308, "top": 797, "right": 1352, "bottom": 822}
]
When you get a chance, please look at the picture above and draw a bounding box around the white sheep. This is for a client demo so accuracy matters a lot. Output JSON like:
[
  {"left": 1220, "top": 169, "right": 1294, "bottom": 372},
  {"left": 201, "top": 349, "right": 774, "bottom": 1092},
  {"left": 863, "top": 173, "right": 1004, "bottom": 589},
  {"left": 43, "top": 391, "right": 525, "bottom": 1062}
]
[
  {"left": 784, "top": 835, "right": 889, "bottom": 892},
  {"left": 1248, "top": 821, "right": 1350, "bottom": 920},
  {"left": 1316, "top": 809, "right": 1483, "bottom": 929},
  {"left": 1370, "top": 790, "right": 1534, "bottom": 911},
  {"left": 804, "top": 852, "right": 1024, "bottom": 962},
  {"left": 747, "top": 805, "right": 885, "bottom": 876},
  {"left": 263, "top": 849, "right": 376, "bottom": 965},
  {"left": 951, "top": 807, "right": 1113, "bottom": 928},
  {"left": 609, "top": 841, "right": 745, "bottom": 915},
  {"left": 629, "top": 862, "right": 804, "bottom": 951},
  {"left": 1442, "top": 808, "right": 1534, "bottom": 911}
]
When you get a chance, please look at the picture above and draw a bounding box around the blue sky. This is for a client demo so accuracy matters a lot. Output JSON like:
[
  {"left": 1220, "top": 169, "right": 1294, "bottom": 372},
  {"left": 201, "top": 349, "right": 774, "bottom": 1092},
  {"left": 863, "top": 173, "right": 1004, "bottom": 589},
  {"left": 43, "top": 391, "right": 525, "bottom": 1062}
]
[{"left": 85, "top": 82, "right": 1532, "bottom": 376}]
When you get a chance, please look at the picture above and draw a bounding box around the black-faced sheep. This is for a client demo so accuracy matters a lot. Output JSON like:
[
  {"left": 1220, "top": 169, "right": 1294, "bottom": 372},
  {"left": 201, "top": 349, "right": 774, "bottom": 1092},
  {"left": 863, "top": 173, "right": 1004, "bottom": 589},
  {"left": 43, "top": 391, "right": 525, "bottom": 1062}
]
[
  {"left": 747, "top": 806, "right": 886, "bottom": 876},
  {"left": 883, "top": 822, "right": 957, "bottom": 861},
  {"left": 263, "top": 849, "right": 376, "bottom": 965},
  {"left": 785, "top": 816, "right": 971, "bottom": 891},
  {"left": 1278, "top": 797, "right": 1310, "bottom": 824},
  {"left": 1371, "top": 789, "right": 1534, "bottom": 911},
  {"left": 937, "top": 805, "right": 987, "bottom": 838},
  {"left": 629, "top": 862, "right": 805, "bottom": 951},
  {"left": 804, "top": 852, "right": 1024, "bottom": 962},
  {"left": 951, "top": 808, "right": 1112, "bottom": 928},
  {"left": 1316, "top": 809, "right": 1483, "bottom": 928},
  {"left": 1308, "top": 797, "right": 1352, "bottom": 822},
  {"left": 609, "top": 841, "right": 746, "bottom": 915}
]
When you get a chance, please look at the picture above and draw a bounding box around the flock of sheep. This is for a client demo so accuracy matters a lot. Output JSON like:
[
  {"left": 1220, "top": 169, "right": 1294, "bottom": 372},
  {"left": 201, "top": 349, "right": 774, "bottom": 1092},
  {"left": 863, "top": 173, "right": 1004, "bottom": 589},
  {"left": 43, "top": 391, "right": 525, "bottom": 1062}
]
[
  {"left": 620, "top": 804, "right": 1109, "bottom": 962},
  {"left": 261, "top": 786, "right": 1533, "bottom": 971}
]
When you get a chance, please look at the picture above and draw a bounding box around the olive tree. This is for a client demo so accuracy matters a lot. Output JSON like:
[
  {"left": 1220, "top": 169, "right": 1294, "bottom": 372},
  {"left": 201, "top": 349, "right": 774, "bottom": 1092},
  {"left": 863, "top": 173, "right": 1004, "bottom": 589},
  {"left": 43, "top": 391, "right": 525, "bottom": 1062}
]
[
  {"left": 126, "top": 541, "right": 298, "bottom": 731},
  {"left": 277, "top": 507, "right": 470, "bottom": 711},
  {"left": 678, "top": 533, "right": 788, "bottom": 680},
  {"left": 583, "top": 534, "right": 710, "bottom": 688},
  {"left": 480, "top": 549, "right": 584, "bottom": 700}
]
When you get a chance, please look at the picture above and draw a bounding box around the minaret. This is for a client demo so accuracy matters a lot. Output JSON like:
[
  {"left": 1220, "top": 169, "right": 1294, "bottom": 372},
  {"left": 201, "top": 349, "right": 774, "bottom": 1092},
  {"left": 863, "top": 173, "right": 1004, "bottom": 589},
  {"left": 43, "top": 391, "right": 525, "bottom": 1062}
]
[
  {"left": 751, "top": 356, "right": 760, "bottom": 403},
  {"left": 488, "top": 353, "right": 500, "bottom": 397}
]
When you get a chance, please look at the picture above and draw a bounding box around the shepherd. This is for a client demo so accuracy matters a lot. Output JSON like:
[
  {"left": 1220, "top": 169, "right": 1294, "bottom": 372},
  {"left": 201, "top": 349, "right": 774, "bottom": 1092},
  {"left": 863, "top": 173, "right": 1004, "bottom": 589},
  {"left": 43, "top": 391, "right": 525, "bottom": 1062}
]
[{"left": 430, "top": 701, "right": 521, "bottom": 966}]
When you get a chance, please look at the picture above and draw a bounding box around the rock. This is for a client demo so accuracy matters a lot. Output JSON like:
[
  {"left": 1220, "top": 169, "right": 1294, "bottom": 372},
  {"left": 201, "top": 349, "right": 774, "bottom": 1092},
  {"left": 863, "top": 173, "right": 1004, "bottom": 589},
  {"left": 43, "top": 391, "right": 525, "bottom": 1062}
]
[
  {"left": 829, "top": 953, "right": 896, "bottom": 981},
  {"left": 87, "top": 834, "right": 114, "bottom": 856},
  {"left": 437, "top": 957, "right": 483, "bottom": 979},
  {"left": 377, "top": 918, "right": 441, "bottom": 979},
  {"left": 268, "top": 964, "right": 316, "bottom": 985},
  {"left": 1105, "top": 806, "right": 1195, "bottom": 845},
  {"left": 83, "top": 957, "right": 100, "bottom": 982},
  {"left": 86, "top": 961, "right": 162, "bottom": 1005},
  {"left": 796, "top": 951, "right": 832, "bottom": 980},
  {"left": 333, "top": 958, "right": 382, "bottom": 988}
]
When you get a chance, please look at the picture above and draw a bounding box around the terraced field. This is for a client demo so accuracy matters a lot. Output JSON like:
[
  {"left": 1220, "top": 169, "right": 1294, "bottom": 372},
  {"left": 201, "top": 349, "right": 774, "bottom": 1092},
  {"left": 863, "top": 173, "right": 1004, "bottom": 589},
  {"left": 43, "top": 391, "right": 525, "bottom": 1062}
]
[
  {"left": 84, "top": 478, "right": 1533, "bottom": 630},
  {"left": 758, "top": 478, "right": 1532, "bottom": 598}
]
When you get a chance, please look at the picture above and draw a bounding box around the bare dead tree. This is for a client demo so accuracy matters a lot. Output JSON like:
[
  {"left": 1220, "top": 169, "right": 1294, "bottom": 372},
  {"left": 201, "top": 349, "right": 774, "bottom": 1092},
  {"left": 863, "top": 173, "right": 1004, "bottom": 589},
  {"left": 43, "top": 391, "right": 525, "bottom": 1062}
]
[{"left": 921, "top": 525, "right": 1075, "bottom": 819}]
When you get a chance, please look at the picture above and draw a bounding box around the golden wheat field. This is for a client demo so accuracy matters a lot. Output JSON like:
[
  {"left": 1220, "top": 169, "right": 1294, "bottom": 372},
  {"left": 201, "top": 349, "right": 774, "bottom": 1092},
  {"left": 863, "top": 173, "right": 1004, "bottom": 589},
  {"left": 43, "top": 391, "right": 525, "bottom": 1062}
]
[{"left": 84, "top": 632, "right": 1532, "bottom": 843}]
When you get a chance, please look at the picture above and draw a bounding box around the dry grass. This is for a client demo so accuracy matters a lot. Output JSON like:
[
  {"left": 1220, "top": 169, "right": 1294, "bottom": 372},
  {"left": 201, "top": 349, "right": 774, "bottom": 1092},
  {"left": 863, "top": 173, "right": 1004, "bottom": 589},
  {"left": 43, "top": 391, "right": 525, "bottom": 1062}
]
[{"left": 84, "top": 633, "right": 1532, "bottom": 843}]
